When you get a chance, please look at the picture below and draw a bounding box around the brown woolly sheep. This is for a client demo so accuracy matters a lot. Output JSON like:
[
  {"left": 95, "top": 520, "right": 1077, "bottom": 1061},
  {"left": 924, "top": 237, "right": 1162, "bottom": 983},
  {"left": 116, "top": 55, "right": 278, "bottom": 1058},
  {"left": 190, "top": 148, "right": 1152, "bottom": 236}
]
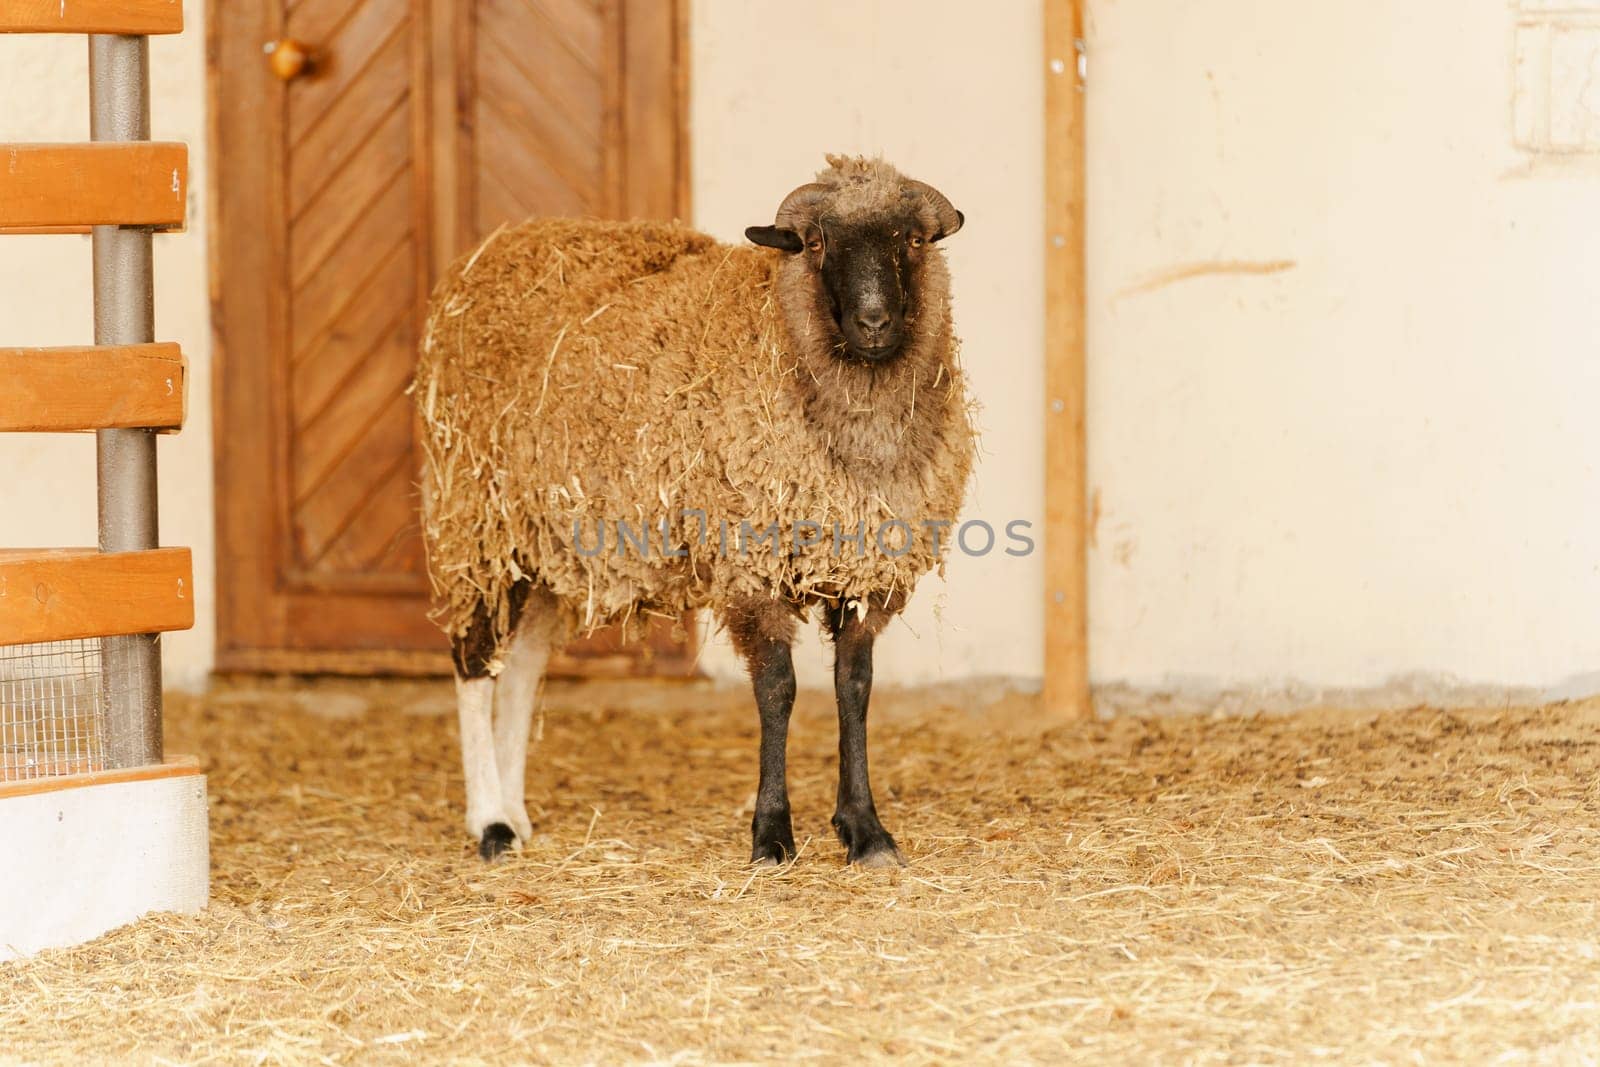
[{"left": 416, "top": 155, "right": 975, "bottom": 865}]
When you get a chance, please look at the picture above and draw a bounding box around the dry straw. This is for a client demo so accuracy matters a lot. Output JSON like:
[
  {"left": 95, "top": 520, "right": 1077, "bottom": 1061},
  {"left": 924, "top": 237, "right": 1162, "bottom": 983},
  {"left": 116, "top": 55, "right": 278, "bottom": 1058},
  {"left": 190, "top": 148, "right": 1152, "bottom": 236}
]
[{"left": 3, "top": 678, "right": 1599, "bottom": 1064}]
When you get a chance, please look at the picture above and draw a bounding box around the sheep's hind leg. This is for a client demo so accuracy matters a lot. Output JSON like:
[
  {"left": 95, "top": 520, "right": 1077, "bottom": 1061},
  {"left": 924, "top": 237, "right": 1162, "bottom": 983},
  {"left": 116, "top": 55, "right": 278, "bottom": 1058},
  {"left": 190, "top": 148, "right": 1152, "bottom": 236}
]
[
  {"left": 452, "top": 598, "right": 524, "bottom": 861},
  {"left": 454, "top": 674, "right": 516, "bottom": 859},
  {"left": 727, "top": 598, "right": 799, "bottom": 865},
  {"left": 824, "top": 599, "right": 905, "bottom": 868},
  {"left": 492, "top": 620, "right": 553, "bottom": 849}
]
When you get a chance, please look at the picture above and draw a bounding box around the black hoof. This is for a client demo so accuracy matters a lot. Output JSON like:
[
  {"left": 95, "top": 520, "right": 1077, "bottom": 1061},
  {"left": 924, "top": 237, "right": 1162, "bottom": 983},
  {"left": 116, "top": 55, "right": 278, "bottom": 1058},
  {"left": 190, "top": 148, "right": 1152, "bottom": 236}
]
[
  {"left": 750, "top": 807, "right": 796, "bottom": 866},
  {"left": 479, "top": 822, "right": 517, "bottom": 861},
  {"left": 832, "top": 809, "right": 905, "bottom": 868}
]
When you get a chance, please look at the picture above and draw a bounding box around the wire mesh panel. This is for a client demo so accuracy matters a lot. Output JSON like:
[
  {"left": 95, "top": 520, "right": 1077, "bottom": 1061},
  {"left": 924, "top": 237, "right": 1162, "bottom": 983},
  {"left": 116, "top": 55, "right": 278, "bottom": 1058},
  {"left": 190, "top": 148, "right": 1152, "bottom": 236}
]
[{"left": 0, "top": 638, "right": 139, "bottom": 781}]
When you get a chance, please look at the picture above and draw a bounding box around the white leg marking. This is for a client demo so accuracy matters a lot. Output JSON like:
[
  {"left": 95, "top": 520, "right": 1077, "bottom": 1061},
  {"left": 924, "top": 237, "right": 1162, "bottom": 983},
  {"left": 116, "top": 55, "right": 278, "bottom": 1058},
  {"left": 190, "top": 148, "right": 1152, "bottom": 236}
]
[
  {"left": 456, "top": 675, "right": 506, "bottom": 841},
  {"left": 493, "top": 626, "right": 551, "bottom": 844}
]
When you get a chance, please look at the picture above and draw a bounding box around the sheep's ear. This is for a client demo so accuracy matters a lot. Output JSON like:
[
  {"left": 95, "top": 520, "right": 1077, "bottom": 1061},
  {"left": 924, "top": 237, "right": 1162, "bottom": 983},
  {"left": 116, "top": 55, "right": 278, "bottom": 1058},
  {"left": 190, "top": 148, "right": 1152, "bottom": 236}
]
[
  {"left": 930, "top": 210, "right": 965, "bottom": 243},
  {"left": 745, "top": 225, "right": 804, "bottom": 253}
]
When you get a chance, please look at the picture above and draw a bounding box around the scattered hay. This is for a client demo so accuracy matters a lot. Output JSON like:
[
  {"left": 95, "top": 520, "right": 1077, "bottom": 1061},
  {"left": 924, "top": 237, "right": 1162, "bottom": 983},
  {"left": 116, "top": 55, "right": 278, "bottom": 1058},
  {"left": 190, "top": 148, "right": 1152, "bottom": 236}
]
[{"left": 2, "top": 679, "right": 1599, "bottom": 1064}]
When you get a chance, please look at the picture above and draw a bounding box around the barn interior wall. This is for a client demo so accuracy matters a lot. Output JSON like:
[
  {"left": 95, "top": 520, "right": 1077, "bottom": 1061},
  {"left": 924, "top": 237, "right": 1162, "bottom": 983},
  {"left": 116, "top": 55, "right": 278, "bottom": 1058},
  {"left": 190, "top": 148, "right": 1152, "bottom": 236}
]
[
  {"left": 687, "top": 0, "right": 1048, "bottom": 688},
  {"left": 3, "top": 1, "right": 1591, "bottom": 707},
  {"left": 1085, "top": 0, "right": 1600, "bottom": 704}
]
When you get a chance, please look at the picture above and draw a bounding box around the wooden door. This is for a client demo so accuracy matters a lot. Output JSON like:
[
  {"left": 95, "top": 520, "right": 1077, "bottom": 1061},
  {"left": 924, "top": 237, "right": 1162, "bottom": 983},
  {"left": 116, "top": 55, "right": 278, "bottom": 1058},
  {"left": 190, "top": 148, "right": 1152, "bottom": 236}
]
[{"left": 209, "top": 0, "right": 692, "bottom": 674}]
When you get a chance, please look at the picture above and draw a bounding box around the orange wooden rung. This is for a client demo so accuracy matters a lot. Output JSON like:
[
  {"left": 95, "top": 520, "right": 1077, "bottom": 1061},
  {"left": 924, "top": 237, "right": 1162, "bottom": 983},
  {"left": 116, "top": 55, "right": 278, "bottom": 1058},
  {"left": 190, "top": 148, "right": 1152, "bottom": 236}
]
[
  {"left": 0, "top": 0, "right": 182, "bottom": 35},
  {"left": 0, "top": 548, "right": 195, "bottom": 645},
  {"left": 0, "top": 143, "right": 187, "bottom": 230},
  {"left": 0, "top": 343, "right": 186, "bottom": 432}
]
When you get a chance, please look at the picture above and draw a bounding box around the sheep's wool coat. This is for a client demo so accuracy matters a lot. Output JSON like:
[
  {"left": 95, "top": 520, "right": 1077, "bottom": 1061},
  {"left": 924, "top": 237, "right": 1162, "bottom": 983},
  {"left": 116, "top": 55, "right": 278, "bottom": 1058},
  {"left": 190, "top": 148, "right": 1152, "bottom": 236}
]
[{"left": 416, "top": 159, "right": 976, "bottom": 647}]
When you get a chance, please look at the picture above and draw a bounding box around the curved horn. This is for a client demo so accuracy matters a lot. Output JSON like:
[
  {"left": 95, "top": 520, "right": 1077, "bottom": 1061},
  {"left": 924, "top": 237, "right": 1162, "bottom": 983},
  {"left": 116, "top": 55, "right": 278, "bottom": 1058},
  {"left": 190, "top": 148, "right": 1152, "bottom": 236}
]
[
  {"left": 903, "top": 179, "right": 963, "bottom": 240},
  {"left": 773, "top": 182, "right": 831, "bottom": 231}
]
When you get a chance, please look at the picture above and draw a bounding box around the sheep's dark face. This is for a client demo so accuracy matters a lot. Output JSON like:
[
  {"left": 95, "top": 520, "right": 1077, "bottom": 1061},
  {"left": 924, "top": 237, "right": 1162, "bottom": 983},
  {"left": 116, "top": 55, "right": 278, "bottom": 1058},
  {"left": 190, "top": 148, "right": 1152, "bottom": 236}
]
[
  {"left": 747, "top": 176, "right": 963, "bottom": 366},
  {"left": 803, "top": 217, "right": 919, "bottom": 364}
]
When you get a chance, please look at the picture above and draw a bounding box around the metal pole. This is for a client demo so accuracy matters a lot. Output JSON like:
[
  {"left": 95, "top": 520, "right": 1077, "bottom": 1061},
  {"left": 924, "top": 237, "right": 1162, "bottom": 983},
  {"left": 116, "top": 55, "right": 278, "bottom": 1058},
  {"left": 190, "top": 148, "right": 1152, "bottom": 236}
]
[{"left": 90, "top": 34, "right": 163, "bottom": 768}]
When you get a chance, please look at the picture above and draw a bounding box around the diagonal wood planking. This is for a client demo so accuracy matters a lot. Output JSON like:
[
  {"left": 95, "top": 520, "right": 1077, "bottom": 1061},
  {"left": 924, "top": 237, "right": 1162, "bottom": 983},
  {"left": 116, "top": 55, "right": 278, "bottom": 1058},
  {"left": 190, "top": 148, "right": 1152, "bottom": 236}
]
[
  {"left": 288, "top": 0, "right": 616, "bottom": 577},
  {"left": 474, "top": 0, "right": 611, "bottom": 230},
  {"left": 288, "top": 26, "right": 411, "bottom": 218},
  {"left": 286, "top": 0, "right": 423, "bottom": 577},
  {"left": 211, "top": 0, "right": 689, "bottom": 669}
]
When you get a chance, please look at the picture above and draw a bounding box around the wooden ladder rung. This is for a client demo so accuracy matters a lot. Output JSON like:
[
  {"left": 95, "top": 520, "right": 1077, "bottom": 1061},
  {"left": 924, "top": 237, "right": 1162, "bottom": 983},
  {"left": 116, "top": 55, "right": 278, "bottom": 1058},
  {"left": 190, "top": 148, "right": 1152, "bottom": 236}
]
[
  {"left": 0, "top": 143, "right": 187, "bottom": 230},
  {"left": 0, "top": 0, "right": 182, "bottom": 35},
  {"left": 0, "top": 344, "right": 186, "bottom": 432},
  {"left": 0, "top": 226, "right": 91, "bottom": 236},
  {"left": 0, "top": 548, "right": 195, "bottom": 645}
]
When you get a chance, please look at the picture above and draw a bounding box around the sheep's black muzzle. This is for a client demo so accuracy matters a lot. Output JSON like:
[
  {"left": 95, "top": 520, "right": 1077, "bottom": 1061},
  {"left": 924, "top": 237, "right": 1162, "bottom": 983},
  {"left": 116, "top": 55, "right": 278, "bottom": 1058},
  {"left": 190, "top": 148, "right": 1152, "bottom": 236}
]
[
  {"left": 841, "top": 306, "right": 905, "bottom": 364},
  {"left": 844, "top": 338, "right": 905, "bottom": 364},
  {"left": 823, "top": 227, "right": 910, "bottom": 365}
]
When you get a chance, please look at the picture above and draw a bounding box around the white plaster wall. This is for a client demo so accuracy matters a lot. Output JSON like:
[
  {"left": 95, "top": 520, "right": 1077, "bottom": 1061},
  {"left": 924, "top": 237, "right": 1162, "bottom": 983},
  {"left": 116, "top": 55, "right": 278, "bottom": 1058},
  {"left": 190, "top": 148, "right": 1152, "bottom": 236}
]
[
  {"left": 1085, "top": 0, "right": 1600, "bottom": 698},
  {"left": 689, "top": 0, "right": 1047, "bottom": 687},
  {"left": 0, "top": 4, "right": 215, "bottom": 690}
]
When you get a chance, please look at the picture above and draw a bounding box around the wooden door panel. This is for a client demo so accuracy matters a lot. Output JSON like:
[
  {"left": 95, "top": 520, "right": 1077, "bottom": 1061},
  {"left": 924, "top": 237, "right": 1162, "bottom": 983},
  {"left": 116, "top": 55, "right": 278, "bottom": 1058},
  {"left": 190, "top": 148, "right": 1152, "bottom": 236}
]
[
  {"left": 280, "top": 0, "right": 428, "bottom": 593},
  {"left": 212, "top": 0, "right": 691, "bottom": 675},
  {"left": 477, "top": 1, "right": 606, "bottom": 129},
  {"left": 289, "top": 108, "right": 414, "bottom": 289},
  {"left": 293, "top": 378, "right": 416, "bottom": 565},
  {"left": 291, "top": 220, "right": 415, "bottom": 365},
  {"left": 288, "top": 30, "right": 413, "bottom": 215},
  {"left": 477, "top": 101, "right": 589, "bottom": 221},
  {"left": 285, "top": 0, "right": 414, "bottom": 143},
  {"left": 291, "top": 245, "right": 414, "bottom": 425},
  {"left": 472, "top": 0, "right": 614, "bottom": 229}
]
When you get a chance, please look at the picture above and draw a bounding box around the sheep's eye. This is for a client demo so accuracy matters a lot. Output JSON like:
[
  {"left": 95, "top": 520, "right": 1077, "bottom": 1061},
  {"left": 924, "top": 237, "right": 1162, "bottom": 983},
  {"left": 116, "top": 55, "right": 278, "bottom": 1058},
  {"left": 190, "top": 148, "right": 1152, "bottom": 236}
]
[
  {"left": 909, "top": 234, "right": 925, "bottom": 248},
  {"left": 807, "top": 238, "right": 823, "bottom": 253}
]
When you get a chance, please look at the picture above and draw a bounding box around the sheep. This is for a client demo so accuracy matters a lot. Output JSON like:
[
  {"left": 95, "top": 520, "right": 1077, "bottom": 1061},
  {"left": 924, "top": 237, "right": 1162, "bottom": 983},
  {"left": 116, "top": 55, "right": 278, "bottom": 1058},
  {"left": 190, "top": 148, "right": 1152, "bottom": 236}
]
[{"left": 415, "top": 154, "right": 975, "bottom": 865}]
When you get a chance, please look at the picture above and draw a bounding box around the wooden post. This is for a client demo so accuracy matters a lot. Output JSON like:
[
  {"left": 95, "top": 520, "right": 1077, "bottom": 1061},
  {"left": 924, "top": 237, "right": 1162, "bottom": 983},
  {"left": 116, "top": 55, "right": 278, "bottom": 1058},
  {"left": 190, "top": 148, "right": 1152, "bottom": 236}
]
[
  {"left": 90, "top": 32, "right": 164, "bottom": 768},
  {"left": 1044, "top": 0, "right": 1090, "bottom": 719}
]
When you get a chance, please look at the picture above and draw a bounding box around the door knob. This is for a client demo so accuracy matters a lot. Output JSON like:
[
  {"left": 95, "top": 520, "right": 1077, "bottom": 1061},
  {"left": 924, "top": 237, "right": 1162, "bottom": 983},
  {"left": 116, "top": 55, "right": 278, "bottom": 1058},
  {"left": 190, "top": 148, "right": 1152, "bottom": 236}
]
[{"left": 264, "top": 38, "right": 312, "bottom": 82}]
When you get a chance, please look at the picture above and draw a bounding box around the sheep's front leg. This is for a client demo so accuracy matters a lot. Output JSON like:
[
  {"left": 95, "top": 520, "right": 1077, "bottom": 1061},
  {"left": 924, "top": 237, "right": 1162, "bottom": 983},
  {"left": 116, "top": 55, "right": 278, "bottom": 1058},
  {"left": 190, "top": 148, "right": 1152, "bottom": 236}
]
[
  {"left": 826, "top": 600, "right": 905, "bottom": 867},
  {"left": 727, "top": 598, "right": 800, "bottom": 865},
  {"left": 747, "top": 635, "right": 797, "bottom": 864}
]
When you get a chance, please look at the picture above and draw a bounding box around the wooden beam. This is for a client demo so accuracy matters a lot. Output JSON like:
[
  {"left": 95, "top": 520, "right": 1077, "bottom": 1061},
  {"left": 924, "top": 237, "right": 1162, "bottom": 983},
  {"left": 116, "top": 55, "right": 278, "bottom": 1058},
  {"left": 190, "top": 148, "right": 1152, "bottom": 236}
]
[
  {"left": 1044, "top": 0, "right": 1090, "bottom": 720},
  {"left": 0, "top": 548, "right": 194, "bottom": 645},
  {"left": 0, "top": 343, "right": 186, "bottom": 432},
  {"left": 0, "top": 143, "right": 188, "bottom": 229},
  {"left": 0, "top": 756, "right": 200, "bottom": 799},
  {"left": 213, "top": 645, "right": 700, "bottom": 680},
  {"left": 0, "top": 225, "right": 92, "bottom": 235},
  {"left": 0, "top": 0, "right": 183, "bottom": 35}
]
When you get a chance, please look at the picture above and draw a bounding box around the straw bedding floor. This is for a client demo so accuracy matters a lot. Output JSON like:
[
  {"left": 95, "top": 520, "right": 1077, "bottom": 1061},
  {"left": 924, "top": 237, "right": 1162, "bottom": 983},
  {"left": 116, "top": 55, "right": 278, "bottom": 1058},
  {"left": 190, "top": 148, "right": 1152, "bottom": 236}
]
[{"left": 3, "top": 677, "right": 1599, "bottom": 1065}]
